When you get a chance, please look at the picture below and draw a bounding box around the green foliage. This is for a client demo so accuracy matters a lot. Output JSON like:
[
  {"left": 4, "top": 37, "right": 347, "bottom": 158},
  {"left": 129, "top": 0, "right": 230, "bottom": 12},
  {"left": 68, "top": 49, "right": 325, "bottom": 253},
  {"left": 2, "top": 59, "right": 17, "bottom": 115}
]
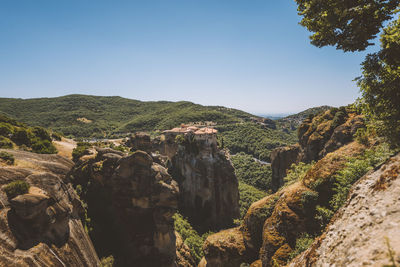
[
  {"left": 331, "top": 107, "right": 347, "bottom": 129},
  {"left": 357, "top": 17, "right": 400, "bottom": 148},
  {"left": 301, "top": 190, "right": 318, "bottom": 211},
  {"left": 32, "top": 126, "right": 52, "bottom": 141},
  {"left": 0, "top": 122, "right": 13, "bottom": 136},
  {"left": 0, "top": 136, "right": 13, "bottom": 149},
  {"left": 11, "top": 128, "right": 31, "bottom": 146},
  {"left": 284, "top": 162, "right": 314, "bottom": 186},
  {"left": 354, "top": 127, "right": 370, "bottom": 145},
  {"left": 0, "top": 151, "right": 15, "bottom": 165},
  {"left": 238, "top": 182, "right": 268, "bottom": 219},
  {"left": 218, "top": 123, "right": 297, "bottom": 161},
  {"left": 72, "top": 142, "right": 92, "bottom": 162},
  {"left": 314, "top": 205, "right": 335, "bottom": 230},
  {"left": 330, "top": 144, "right": 392, "bottom": 211},
  {"left": 173, "top": 213, "right": 213, "bottom": 263},
  {"left": 0, "top": 114, "right": 57, "bottom": 153},
  {"left": 100, "top": 255, "right": 114, "bottom": 267},
  {"left": 175, "top": 134, "right": 185, "bottom": 144},
  {"left": 294, "top": 0, "right": 399, "bottom": 52},
  {"left": 254, "top": 196, "right": 279, "bottom": 220},
  {"left": 3, "top": 180, "right": 30, "bottom": 199},
  {"left": 51, "top": 132, "right": 63, "bottom": 141},
  {"left": 231, "top": 152, "right": 272, "bottom": 191},
  {"left": 288, "top": 233, "right": 314, "bottom": 261},
  {"left": 31, "top": 139, "right": 57, "bottom": 154}
]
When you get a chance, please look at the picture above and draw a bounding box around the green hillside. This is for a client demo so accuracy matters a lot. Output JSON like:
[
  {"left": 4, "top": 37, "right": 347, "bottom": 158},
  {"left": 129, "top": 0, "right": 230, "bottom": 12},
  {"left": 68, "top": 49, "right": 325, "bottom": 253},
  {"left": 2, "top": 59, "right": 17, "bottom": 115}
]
[
  {"left": 0, "top": 114, "right": 57, "bottom": 154},
  {"left": 0, "top": 95, "right": 254, "bottom": 138}
]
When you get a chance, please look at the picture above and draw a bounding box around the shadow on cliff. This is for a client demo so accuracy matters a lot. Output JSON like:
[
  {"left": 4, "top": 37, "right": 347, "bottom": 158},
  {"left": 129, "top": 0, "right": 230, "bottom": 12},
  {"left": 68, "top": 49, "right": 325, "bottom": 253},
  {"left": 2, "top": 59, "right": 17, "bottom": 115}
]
[{"left": 7, "top": 207, "right": 70, "bottom": 250}]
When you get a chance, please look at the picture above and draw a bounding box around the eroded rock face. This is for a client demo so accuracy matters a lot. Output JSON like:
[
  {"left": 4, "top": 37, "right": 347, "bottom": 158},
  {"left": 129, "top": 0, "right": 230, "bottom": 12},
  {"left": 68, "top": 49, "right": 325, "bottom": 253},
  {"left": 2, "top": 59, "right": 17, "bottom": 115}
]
[
  {"left": 270, "top": 145, "right": 301, "bottom": 191},
  {"left": 0, "top": 149, "right": 99, "bottom": 267},
  {"left": 298, "top": 108, "right": 364, "bottom": 163},
  {"left": 175, "top": 231, "right": 196, "bottom": 267},
  {"left": 271, "top": 108, "right": 365, "bottom": 191},
  {"left": 170, "top": 135, "right": 240, "bottom": 232},
  {"left": 69, "top": 148, "right": 180, "bottom": 267},
  {"left": 289, "top": 153, "right": 400, "bottom": 267}
]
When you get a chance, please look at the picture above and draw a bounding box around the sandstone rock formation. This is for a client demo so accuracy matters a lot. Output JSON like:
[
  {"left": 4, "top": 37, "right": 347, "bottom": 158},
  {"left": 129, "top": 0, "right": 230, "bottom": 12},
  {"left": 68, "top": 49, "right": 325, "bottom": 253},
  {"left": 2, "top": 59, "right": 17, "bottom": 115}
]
[
  {"left": 69, "top": 148, "right": 181, "bottom": 267},
  {"left": 169, "top": 131, "right": 240, "bottom": 232},
  {"left": 288, "top": 153, "right": 400, "bottom": 267},
  {"left": 0, "top": 149, "right": 99, "bottom": 266},
  {"left": 201, "top": 141, "right": 367, "bottom": 266},
  {"left": 271, "top": 107, "right": 365, "bottom": 191}
]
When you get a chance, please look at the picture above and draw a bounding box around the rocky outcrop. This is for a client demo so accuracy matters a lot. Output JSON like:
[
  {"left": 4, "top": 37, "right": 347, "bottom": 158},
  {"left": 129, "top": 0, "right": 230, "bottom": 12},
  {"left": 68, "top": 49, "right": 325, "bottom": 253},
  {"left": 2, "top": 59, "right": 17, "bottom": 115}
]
[
  {"left": 298, "top": 108, "right": 364, "bottom": 163},
  {"left": 175, "top": 231, "right": 196, "bottom": 267},
  {"left": 169, "top": 133, "right": 240, "bottom": 232},
  {"left": 289, "top": 153, "right": 400, "bottom": 267},
  {"left": 201, "top": 227, "right": 250, "bottom": 267},
  {"left": 201, "top": 141, "right": 367, "bottom": 266},
  {"left": 271, "top": 108, "right": 365, "bottom": 191},
  {"left": 69, "top": 148, "right": 180, "bottom": 267},
  {"left": 270, "top": 145, "right": 301, "bottom": 191},
  {"left": 127, "top": 132, "right": 153, "bottom": 152},
  {"left": 0, "top": 149, "right": 99, "bottom": 266}
]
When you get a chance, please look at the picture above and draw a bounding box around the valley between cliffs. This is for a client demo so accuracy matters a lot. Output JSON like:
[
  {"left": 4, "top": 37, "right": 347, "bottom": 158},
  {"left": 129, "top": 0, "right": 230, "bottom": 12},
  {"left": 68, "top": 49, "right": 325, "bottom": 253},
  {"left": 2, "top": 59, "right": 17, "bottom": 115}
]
[{"left": 0, "top": 106, "right": 399, "bottom": 267}]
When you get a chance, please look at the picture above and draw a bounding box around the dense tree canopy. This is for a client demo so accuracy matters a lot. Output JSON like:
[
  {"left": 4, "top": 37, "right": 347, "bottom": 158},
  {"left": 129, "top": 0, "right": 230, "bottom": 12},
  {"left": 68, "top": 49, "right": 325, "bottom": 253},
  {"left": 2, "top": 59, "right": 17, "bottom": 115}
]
[
  {"left": 295, "top": 0, "right": 400, "bottom": 51},
  {"left": 357, "top": 17, "right": 400, "bottom": 145},
  {"left": 295, "top": 0, "right": 400, "bottom": 146}
]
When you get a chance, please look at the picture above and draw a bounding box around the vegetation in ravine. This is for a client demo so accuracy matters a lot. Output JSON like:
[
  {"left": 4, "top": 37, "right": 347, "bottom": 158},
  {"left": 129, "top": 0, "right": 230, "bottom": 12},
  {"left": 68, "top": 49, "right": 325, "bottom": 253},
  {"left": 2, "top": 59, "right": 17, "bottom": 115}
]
[
  {"left": 230, "top": 152, "right": 272, "bottom": 218},
  {"left": 231, "top": 152, "right": 273, "bottom": 191},
  {"left": 0, "top": 114, "right": 57, "bottom": 154},
  {"left": 284, "top": 161, "right": 314, "bottom": 187},
  {"left": 173, "top": 213, "right": 214, "bottom": 264},
  {"left": 218, "top": 123, "right": 297, "bottom": 161},
  {"left": 288, "top": 233, "right": 314, "bottom": 261},
  {"left": 238, "top": 182, "right": 267, "bottom": 219}
]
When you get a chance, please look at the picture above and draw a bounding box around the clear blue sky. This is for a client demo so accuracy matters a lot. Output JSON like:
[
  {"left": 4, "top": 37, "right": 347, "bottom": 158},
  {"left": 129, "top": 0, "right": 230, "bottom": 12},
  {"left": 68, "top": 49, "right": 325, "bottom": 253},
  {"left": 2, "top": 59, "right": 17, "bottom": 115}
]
[{"left": 0, "top": 0, "right": 378, "bottom": 114}]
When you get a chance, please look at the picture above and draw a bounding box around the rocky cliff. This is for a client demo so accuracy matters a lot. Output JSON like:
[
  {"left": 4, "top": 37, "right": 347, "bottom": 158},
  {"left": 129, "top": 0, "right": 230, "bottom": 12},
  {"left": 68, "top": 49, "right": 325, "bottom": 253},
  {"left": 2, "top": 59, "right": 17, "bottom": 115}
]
[
  {"left": 271, "top": 107, "right": 365, "bottom": 191},
  {"left": 200, "top": 108, "right": 381, "bottom": 266},
  {"left": 169, "top": 132, "right": 240, "bottom": 232},
  {"left": 69, "top": 147, "right": 184, "bottom": 267},
  {"left": 201, "top": 141, "right": 368, "bottom": 266},
  {"left": 289, "top": 152, "right": 400, "bottom": 267},
  {"left": 0, "top": 149, "right": 99, "bottom": 266}
]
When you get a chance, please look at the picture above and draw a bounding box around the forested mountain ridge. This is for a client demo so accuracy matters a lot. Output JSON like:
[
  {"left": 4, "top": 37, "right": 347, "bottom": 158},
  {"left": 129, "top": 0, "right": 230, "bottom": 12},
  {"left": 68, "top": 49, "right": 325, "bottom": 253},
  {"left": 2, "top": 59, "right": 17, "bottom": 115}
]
[{"left": 0, "top": 94, "right": 255, "bottom": 138}]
